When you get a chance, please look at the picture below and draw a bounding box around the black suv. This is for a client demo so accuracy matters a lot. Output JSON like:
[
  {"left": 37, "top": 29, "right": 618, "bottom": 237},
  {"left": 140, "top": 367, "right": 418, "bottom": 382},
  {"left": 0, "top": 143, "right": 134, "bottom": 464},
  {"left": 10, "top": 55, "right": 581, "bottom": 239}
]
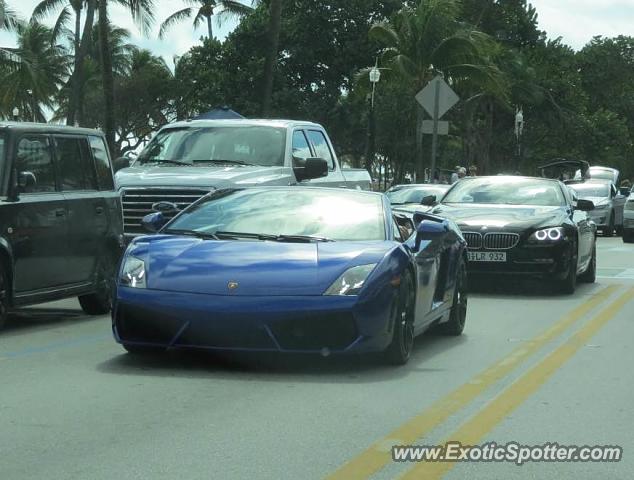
[{"left": 0, "top": 123, "right": 124, "bottom": 329}]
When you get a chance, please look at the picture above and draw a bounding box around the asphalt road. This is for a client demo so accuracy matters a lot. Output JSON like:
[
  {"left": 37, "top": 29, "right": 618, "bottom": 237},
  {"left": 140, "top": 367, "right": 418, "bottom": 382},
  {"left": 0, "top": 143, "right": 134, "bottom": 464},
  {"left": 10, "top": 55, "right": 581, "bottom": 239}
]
[{"left": 1, "top": 236, "right": 633, "bottom": 480}]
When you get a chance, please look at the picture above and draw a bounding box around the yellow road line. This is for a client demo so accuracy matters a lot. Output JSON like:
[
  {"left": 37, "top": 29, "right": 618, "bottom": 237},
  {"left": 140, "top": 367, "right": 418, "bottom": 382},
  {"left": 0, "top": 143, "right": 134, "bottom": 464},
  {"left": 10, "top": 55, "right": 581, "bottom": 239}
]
[
  {"left": 325, "top": 285, "right": 619, "bottom": 480},
  {"left": 400, "top": 286, "right": 634, "bottom": 480}
]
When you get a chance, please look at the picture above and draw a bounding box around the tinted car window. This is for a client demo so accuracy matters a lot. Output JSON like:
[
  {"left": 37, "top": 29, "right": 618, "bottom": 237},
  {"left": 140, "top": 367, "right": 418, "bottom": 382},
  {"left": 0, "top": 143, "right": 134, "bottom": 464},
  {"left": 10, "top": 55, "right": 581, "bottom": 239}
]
[
  {"left": 89, "top": 136, "right": 114, "bottom": 190},
  {"left": 307, "top": 130, "right": 335, "bottom": 169},
  {"left": 166, "top": 189, "right": 386, "bottom": 241},
  {"left": 16, "top": 135, "right": 56, "bottom": 193},
  {"left": 55, "top": 136, "right": 97, "bottom": 191},
  {"left": 292, "top": 130, "right": 312, "bottom": 161}
]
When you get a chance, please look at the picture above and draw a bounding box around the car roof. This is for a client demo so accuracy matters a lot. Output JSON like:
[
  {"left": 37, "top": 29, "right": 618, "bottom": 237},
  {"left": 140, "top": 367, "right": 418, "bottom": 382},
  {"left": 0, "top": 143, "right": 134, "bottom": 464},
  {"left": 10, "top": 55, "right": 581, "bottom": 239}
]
[
  {"left": 163, "top": 119, "right": 324, "bottom": 130},
  {"left": 0, "top": 122, "right": 105, "bottom": 137},
  {"left": 460, "top": 175, "right": 561, "bottom": 184}
]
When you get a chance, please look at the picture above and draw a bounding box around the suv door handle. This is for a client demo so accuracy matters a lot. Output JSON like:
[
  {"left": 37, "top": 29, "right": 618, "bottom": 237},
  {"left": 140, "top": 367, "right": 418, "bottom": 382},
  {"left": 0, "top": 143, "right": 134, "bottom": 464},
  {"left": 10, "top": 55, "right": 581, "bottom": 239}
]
[{"left": 55, "top": 208, "right": 66, "bottom": 217}]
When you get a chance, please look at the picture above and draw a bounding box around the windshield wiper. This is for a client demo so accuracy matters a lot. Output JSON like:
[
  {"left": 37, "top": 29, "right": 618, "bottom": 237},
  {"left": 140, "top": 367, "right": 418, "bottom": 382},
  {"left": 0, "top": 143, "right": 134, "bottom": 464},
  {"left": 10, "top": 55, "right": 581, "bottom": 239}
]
[
  {"left": 213, "top": 231, "right": 333, "bottom": 243},
  {"left": 163, "top": 229, "right": 219, "bottom": 240},
  {"left": 139, "top": 159, "right": 189, "bottom": 166},
  {"left": 192, "top": 159, "right": 257, "bottom": 167}
]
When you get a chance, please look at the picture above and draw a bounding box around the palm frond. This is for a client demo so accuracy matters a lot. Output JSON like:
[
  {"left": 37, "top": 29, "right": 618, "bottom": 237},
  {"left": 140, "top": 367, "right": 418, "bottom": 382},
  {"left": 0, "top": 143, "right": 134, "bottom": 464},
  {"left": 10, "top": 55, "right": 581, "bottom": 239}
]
[
  {"left": 215, "top": 0, "right": 253, "bottom": 27},
  {"left": 31, "top": 0, "right": 67, "bottom": 21},
  {"left": 158, "top": 7, "right": 193, "bottom": 39},
  {"left": 369, "top": 22, "right": 400, "bottom": 48},
  {"left": 51, "top": 5, "right": 72, "bottom": 44}
]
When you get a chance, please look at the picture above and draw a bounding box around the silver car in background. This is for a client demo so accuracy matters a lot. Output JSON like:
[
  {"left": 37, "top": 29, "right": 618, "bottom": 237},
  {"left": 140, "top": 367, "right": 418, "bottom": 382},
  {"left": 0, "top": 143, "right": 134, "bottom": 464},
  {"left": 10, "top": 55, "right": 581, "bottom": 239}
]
[
  {"left": 623, "top": 191, "right": 634, "bottom": 243},
  {"left": 568, "top": 182, "right": 626, "bottom": 235},
  {"left": 386, "top": 184, "right": 451, "bottom": 214}
]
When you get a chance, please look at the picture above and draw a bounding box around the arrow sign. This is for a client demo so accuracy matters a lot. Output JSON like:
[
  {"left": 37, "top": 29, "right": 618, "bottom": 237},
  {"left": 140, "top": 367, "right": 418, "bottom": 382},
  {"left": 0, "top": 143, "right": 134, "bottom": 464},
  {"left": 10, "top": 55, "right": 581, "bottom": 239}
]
[{"left": 416, "top": 76, "right": 459, "bottom": 119}]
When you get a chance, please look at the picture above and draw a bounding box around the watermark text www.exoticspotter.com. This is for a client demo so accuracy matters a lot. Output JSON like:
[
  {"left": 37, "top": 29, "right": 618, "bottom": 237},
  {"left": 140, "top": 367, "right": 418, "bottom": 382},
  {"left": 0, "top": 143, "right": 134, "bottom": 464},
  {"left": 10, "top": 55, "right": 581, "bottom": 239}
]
[{"left": 392, "top": 442, "right": 622, "bottom": 466}]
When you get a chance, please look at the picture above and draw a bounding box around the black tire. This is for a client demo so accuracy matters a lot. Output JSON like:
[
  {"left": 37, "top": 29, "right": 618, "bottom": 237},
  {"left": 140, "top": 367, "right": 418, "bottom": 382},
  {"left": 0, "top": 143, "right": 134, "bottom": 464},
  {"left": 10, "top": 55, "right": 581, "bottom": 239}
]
[
  {"left": 122, "top": 343, "right": 164, "bottom": 355},
  {"left": 78, "top": 253, "right": 116, "bottom": 315},
  {"left": 557, "top": 251, "right": 578, "bottom": 295},
  {"left": 578, "top": 241, "right": 596, "bottom": 283},
  {"left": 604, "top": 213, "right": 615, "bottom": 236},
  {"left": 440, "top": 260, "right": 468, "bottom": 336},
  {"left": 624, "top": 231, "right": 634, "bottom": 243},
  {"left": 0, "top": 266, "right": 8, "bottom": 331},
  {"left": 384, "top": 270, "right": 416, "bottom": 366}
]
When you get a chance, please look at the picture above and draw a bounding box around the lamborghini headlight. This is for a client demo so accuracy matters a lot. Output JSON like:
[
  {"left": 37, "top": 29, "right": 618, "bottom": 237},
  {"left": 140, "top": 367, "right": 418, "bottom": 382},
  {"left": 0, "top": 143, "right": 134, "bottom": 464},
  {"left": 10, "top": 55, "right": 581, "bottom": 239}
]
[
  {"left": 120, "top": 256, "right": 146, "bottom": 288},
  {"left": 528, "top": 227, "right": 565, "bottom": 242},
  {"left": 324, "top": 264, "right": 377, "bottom": 296}
]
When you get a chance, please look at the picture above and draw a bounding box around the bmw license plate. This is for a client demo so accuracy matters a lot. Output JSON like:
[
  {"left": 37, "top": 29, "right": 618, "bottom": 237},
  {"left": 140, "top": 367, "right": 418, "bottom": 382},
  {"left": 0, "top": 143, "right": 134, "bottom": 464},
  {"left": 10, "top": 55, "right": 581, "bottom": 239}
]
[{"left": 468, "top": 251, "right": 507, "bottom": 262}]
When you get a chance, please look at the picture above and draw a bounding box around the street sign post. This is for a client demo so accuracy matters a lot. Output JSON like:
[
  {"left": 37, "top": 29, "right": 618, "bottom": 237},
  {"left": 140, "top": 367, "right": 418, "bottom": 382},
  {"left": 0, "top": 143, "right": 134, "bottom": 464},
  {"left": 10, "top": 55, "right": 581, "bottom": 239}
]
[{"left": 416, "top": 76, "right": 459, "bottom": 181}]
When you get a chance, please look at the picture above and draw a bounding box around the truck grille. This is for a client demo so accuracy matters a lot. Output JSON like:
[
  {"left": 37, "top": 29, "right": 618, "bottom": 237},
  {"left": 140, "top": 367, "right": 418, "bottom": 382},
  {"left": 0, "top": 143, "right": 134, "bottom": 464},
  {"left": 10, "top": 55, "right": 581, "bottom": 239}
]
[
  {"left": 121, "top": 188, "right": 210, "bottom": 235},
  {"left": 483, "top": 233, "right": 519, "bottom": 250}
]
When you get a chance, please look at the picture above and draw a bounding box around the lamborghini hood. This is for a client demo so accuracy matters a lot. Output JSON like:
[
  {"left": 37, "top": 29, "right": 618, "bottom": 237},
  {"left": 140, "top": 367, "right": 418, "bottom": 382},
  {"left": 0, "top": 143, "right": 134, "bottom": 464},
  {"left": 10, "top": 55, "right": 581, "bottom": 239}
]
[{"left": 127, "top": 236, "right": 392, "bottom": 296}]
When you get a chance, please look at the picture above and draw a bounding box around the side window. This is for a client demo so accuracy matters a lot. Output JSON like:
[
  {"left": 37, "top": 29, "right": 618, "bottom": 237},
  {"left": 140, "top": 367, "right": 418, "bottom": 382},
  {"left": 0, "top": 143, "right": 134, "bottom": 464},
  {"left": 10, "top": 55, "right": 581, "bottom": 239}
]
[
  {"left": 307, "top": 130, "right": 335, "bottom": 170},
  {"left": 89, "top": 136, "right": 115, "bottom": 190},
  {"left": 55, "top": 136, "right": 97, "bottom": 191},
  {"left": 16, "top": 135, "right": 56, "bottom": 193},
  {"left": 392, "top": 218, "right": 403, "bottom": 242},
  {"left": 292, "top": 130, "right": 312, "bottom": 162}
]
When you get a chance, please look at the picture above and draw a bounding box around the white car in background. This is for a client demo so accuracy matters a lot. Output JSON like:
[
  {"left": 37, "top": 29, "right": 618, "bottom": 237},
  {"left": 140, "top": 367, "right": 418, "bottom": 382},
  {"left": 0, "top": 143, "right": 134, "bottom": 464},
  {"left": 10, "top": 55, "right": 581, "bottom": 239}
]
[{"left": 623, "top": 190, "right": 634, "bottom": 243}]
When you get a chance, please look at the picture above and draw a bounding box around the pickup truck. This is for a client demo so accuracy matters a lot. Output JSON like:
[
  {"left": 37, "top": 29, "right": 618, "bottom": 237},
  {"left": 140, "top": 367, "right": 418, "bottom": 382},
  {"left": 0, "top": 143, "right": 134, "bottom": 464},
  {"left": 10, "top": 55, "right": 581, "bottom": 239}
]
[{"left": 115, "top": 119, "right": 372, "bottom": 238}]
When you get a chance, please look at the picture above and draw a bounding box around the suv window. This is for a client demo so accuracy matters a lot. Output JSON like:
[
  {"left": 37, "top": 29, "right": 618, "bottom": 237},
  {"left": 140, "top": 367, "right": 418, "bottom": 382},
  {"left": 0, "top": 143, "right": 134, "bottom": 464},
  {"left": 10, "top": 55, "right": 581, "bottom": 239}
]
[
  {"left": 55, "top": 136, "right": 97, "bottom": 191},
  {"left": 307, "top": 130, "right": 335, "bottom": 170},
  {"left": 292, "top": 130, "right": 312, "bottom": 161},
  {"left": 16, "top": 135, "right": 56, "bottom": 193},
  {"left": 89, "top": 136, "right": 114, "bottom": 190}
]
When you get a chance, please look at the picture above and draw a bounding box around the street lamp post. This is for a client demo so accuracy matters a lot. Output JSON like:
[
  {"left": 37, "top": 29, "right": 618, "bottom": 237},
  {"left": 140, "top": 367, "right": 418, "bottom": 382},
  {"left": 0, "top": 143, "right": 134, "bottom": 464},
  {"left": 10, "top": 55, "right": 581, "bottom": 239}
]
[
  {"left": 514, "top": 107, "right": 524, "bottom": 173},
  {"left": 365, "top": 58, "right": 381, "bottom": 178},
  {"left": 12, "top": 107, "right": 19, "bottom": 122}
]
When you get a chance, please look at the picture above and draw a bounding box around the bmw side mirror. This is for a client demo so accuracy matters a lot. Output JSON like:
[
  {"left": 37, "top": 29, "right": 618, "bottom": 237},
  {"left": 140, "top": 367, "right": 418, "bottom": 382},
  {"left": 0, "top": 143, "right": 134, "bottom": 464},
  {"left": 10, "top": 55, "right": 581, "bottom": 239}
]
[
  {"left": 576, "top": 199, "right": 595, "bottom": 212},
  {"left": 141, "top": 212, "right": 167, "bottom": 233},
  {"left": 293, "top": 157, "right": 328, "bottom": 182},
  {"left": 420, "top": 195, "right": 437, "bottom": 206}
]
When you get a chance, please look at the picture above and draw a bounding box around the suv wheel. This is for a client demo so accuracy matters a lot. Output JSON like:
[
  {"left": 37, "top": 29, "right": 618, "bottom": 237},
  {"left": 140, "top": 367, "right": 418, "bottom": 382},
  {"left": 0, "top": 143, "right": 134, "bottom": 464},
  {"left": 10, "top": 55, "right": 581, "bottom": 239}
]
[
  {"left": 0, "top": 267, "right": 8, "bottom": 330},
  {"left": 79, "top": 253, "right": 116, "bottom": 315}
]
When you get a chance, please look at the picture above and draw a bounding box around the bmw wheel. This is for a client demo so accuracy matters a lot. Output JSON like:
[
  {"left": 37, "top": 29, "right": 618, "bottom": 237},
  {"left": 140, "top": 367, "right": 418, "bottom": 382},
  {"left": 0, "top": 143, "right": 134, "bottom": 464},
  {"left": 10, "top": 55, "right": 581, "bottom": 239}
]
[
  {"left": 0, "top": 267, "right": 8, "bottom": 330},
  {"left": 579, "top": 241, "right": 596, "bottom": 283},
  {"left": 384, "top": 270, "right": 416, "bottom": 365},
  {"left": 557, "top": 250, "right": 578, "bottom": 295}
]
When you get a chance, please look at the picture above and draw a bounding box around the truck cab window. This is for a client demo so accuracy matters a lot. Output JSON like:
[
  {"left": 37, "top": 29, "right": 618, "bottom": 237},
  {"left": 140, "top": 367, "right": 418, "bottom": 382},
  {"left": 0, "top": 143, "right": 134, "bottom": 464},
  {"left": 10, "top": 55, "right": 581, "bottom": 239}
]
[
  {"left": 292, "top": 130, "right": 312, "bottom": 162},
  {"left": 89, "top": 136, "right": 115, "bottom": 190},
  {"left": 307, "top": 130, "right": 336, "bottom": 170},
  {"left": 55, "top": 136, "right": 97, "bottom": 191}
]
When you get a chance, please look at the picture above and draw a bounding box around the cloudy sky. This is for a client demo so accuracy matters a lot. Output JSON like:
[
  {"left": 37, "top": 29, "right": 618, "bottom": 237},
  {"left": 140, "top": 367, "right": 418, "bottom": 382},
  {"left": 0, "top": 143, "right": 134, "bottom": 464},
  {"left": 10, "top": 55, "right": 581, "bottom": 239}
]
[{"left": 1, "top": 0, "right": 634, "bottom": 64}]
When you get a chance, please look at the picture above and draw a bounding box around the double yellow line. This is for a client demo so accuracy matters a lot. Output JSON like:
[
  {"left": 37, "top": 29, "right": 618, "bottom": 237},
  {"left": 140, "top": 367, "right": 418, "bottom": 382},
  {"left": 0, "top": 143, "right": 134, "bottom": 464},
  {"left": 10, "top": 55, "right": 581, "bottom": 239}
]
[{"left": 326, "top": 284, "right": 631, "bottom": 480}]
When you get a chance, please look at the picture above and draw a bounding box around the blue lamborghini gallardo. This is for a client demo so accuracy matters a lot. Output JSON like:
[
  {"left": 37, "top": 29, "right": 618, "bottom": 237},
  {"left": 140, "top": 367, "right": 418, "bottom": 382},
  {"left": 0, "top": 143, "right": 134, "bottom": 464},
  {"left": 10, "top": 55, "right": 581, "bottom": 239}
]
[{"left": 112, "top": 187, "right": 468, "bottom": 365}]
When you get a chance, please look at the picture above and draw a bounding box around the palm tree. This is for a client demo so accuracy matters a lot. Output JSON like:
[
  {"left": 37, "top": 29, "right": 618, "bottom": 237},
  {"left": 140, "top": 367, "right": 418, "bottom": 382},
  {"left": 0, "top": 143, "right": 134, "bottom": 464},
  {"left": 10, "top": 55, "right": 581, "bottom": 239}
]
[
  {"left": 159, "top": 0, "right": 254, "bottom": 41},
  {"left": 32, "top": 0, "right": 96, "bottom": 126},
  {"left": 1, "top": 0, "right": 20, "bottom": 31},
  {"left": 0, "top": 22, "right": 69, "bottom": 121},
  {"left": 368, "top": 0, "right": 503, "bottom": 179},
  {"left": 98, "top": 0, "right": 154, "bottom": 156},
  {"left": 261, "top": 0, "right": 281, "bottom": 116}
]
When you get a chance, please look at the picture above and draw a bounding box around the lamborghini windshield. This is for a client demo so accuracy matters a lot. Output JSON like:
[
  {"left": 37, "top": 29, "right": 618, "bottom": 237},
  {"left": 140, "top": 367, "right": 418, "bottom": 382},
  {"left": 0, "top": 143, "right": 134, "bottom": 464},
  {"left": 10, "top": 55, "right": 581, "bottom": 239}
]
[{"left": 165, "top": 188, "right": 387, "bottom": 241}]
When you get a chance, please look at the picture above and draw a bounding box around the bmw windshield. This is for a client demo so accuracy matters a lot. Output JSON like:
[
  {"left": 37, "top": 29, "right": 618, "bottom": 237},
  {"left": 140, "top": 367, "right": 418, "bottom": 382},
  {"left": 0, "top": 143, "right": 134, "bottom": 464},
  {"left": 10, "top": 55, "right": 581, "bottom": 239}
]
[
  {"left": 443, "top": 177, "right": 566, "bottom": 206},
  {"left": 165, "top": 189, "right": 387, "bottom": 241},
  {"left": 136, "top": 126, "right": 287, "bottom": 166}
]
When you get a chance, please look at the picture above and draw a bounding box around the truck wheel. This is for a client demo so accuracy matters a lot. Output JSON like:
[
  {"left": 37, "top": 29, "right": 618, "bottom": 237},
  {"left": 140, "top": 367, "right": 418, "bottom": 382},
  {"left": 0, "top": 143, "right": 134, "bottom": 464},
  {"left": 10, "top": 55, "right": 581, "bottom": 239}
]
[
  {"left": 78, "top": 254, "right": 115, "bottom": 315},
  {"left": 624, "top": 231, "right": 634, "bottom": 243}
]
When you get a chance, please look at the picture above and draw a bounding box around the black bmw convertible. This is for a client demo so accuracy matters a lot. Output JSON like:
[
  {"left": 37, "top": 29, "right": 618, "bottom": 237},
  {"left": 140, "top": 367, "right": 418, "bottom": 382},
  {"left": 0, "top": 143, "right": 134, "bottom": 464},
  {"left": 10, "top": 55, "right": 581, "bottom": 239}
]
[{"left": 423, "top": 176, "right": 597, "bottom": 294}]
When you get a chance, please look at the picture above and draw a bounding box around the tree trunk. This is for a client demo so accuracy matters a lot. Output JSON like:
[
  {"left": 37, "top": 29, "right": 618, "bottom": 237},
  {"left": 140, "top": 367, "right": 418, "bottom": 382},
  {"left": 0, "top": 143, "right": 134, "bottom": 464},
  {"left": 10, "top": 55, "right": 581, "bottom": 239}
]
[
  {"left": 261, "top": 0, "right": 282, "bottom": 116},
  {"left": 206, "top": 14, "right": 213, "bottom": 40},
  {"left": 98, "top": 0, "right": 116, "bottom": 156},
  {"left": 66, "top": 5, "right": 82, "bottom": 125},
  {"left": 416, "top": 104, "right": 424, "bottom": 182},
  {"left": 74, "top": 0, "right": 96, "bottom": 126}
]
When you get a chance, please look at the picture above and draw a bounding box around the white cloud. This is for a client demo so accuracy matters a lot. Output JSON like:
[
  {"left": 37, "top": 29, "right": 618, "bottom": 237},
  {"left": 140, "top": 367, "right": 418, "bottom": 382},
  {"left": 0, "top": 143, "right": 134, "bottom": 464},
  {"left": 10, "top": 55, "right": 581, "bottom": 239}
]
[{"left": 530, "top": 0, "right": 634, "bottom": 50}]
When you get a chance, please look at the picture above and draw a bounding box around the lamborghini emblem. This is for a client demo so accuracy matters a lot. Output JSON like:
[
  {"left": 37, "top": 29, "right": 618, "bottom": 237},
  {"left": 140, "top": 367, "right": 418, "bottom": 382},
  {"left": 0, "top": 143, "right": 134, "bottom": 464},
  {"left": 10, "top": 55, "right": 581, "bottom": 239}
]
[{"left": 227, "top": 281, "right": 239, "bottom": 291}]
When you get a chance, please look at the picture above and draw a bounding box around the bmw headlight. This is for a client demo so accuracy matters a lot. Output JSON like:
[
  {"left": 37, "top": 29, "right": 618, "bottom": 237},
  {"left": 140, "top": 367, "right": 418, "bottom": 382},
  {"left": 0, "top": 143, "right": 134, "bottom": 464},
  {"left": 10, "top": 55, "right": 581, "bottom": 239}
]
[
  {"left": 120, "top": 256, "right": 146, "bottom": 288},
  {"left": 528, "top": 227, "right": 565, "bottom": 242},
  {"left": 324, "top": 264, "right": 377, "bottom": 296}
]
